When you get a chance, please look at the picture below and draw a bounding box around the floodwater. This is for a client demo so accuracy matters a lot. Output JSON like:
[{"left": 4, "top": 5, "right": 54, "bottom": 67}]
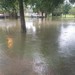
[{"left": 0, "top": 18, "right": 75, "bottom": 75}]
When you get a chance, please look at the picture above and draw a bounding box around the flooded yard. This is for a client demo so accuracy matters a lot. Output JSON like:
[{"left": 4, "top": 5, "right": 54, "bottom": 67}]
[{"left": 0, "top": 18, "right": 75, "bottom": 75}]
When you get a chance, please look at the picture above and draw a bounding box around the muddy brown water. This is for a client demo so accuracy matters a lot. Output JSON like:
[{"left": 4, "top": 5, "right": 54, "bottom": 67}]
[{"left": 0, "top": 18, "right": 75, "bottom": 75}]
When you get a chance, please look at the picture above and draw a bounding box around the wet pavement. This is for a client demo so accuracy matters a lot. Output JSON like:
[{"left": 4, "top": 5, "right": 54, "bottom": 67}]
[{"left": 0, "top": 18, "right": 75, "bottom": 75}]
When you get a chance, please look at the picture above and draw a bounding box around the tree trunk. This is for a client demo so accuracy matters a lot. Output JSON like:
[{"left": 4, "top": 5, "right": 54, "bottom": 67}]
[
  {"left": 19, "top": 0, "right": 26, "bottom": 32},
  {"left": 45, "top": 13, "right": 47, "bottom": 18},
  {"left": 65, "top": 14, "right": 66, "bottom": 18},
  {"left": 41, "top": 12, "right": 44, "bottom": 20},
  {"left": 41, "top": 12, "right": 44, "bottom": 18}
]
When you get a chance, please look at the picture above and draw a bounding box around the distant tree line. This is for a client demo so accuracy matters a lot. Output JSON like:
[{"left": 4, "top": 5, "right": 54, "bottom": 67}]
[{"left": 0, "top": 0, "right": 74, "bottom": 32}]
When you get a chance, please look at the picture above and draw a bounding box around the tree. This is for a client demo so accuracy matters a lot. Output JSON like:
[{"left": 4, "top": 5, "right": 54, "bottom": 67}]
[
  {"left": 69, "top": 7, "right": 75, "bottom": 18},
  {"left": 0, "top": 0, "right": 64, "bottom": 32},
  {"left": 63, "top": 2, "right": 71, "bottom": 17},
  {"left": 0, "top": 0, "right": 26, "bottom": 32},
  {"left": 18, "top": 0, "right": 26, "bottom": 32},
  {"left": 28, "top": 0, "right": 64, "bottom": 18},
  {"left": 0, "top": 0, "right": 18, "bottom": 18},
  {"left": 52, "top": 4, "right": 63, "bottom": 17}
]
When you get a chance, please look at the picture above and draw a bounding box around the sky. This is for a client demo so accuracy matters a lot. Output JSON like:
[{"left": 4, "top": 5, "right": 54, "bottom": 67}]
[{"left": 65, "top": 0, "right": 75, "bottom": 6}]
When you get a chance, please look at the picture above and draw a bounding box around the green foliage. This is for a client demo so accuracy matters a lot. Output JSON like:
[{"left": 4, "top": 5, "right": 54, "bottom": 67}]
[
  {"left": 0, "top": 0, "right": 64, "bottom": 14},
  {"left": 63, "top": 3, "right": 71, "bottom": 15},
  {"left": 27, "top": 0, "right": 64, "bottom": 14},
  {"left": 0, "top": 0, "right": 29, "bottom": 13},
  {"left": 0, "top": 0, "right": 17, "bottom": 12},
  {"left": 69, "top": 7, "right": 75, "bottom": 16},
  {"left": 52, "top": 5, "right": 63, "bottom": 16}
]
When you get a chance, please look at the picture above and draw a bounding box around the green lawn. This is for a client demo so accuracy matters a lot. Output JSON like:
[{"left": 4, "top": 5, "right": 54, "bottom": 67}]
[{"left": 62, "top": 14, "right": 75, "bottom": 18}]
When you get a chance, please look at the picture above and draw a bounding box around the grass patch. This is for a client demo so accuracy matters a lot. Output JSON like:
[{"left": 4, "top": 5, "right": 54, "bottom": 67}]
[{"left": 62, "top": 14, "right": 75, "bottom": 18}]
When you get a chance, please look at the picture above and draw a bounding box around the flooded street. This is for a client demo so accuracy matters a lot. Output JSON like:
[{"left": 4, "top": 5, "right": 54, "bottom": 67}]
[{"left": 0, "top": 18, "right": 75, "bottom": 75}]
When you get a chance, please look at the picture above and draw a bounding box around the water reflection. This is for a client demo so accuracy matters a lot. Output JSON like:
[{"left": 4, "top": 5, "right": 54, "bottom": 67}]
[
  {"left": 26, "top": 21, "right": 36, "bottom": 34},
  {"left": 7, "top": 35, "right": 13, "bottom": 49},
  {"left": 33, "top": 51, "right": 48, "bottom": 75},
  {"left": 58, "top": 23, "right": 75, "bottom": 57},
  {"left": 58, "top": 22, "right": 75, "bottom": 75},
  {"left": 0, "top": 18, "right": 75, "bottom": 75}
]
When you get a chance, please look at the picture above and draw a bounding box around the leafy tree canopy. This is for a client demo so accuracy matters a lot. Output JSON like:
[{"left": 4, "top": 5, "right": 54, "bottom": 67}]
[
  {"left": 27, "top": 0, "right": 64, "bottom": 14},
  {"left": 63, "top": 3, "right": 71, "bottom": 14}
]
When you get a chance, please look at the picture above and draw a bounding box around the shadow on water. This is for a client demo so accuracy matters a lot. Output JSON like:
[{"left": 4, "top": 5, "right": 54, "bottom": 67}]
[
  {"left": 6, "top": 32, "right": 26, "bottom": 58},
  {"left": 0, "top": 18, "right": 75, "bottom": 75}
]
